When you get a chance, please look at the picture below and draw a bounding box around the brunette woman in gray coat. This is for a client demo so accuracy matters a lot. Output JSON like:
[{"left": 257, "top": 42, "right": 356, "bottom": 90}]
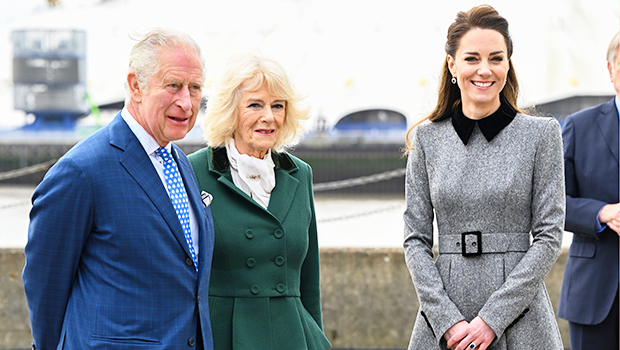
[{"left": 403, "top": 6, "right": 564, "bottom": 350}]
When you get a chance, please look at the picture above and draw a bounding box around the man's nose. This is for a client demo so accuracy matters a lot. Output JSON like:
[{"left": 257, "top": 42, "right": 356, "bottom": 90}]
[{"left": 176, "top": 86, "right": 192, "bottom": 111}]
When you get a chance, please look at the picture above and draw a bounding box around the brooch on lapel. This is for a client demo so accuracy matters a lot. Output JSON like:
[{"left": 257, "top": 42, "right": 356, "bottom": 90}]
[{"left": 201, "top": 191, "right": 213, "bottom": 207}]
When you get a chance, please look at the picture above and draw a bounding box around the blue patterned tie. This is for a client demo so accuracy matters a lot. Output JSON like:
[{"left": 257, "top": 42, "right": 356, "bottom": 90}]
[{"left": 155, "top": 147, "right": 198, "bottom": 272}]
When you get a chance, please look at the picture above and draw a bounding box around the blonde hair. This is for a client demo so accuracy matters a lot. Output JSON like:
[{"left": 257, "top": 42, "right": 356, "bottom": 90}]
[{"left": 203, "top": 52, "right": 309, "bottom": 151}]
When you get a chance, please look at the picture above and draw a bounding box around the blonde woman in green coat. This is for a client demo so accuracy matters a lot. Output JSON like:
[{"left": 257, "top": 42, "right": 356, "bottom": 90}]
[{"left": 188, "top": 52, "right": 330, "bottom": 350}]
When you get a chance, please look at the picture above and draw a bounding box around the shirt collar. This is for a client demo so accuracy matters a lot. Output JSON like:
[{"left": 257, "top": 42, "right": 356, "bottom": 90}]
[
  {"left": 121, "top": 107, "right": 171, "bottom": 155},
  {"left": 451, "top": 99, "right": 517, "bottom": 145},
  {"left": 615, "top": 95, "right": 620, "bottom": 119}
]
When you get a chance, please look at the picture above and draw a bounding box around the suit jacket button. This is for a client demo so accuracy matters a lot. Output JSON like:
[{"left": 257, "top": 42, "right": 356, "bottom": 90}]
[
  {"left": 245, "top": 229, "right": 255, "bottom": 239},
  {"left": 185, "top": 257, "right": 193, "bottom": 266},
  {"left": 246, "top": 258, "right": 256, "bottom": 268},
  {"left": 274, "top": 229, "right": 284, "bottom": 239},
  {"left": 188, "top": 338, "right": 195, "bottom": 346},
  {"left": 251, "top": 284, "right": 260, "bottom": 295},
  {"left": 276, "top": 283, "right": 286, "bottom": 293},
  {"left": 275, "top": 256, "right": 284, "bottom": 266}
]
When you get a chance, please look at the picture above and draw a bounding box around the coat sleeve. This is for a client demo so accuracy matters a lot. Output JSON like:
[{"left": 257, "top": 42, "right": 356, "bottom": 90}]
[
  {"left": 562, "top": 114, "right": 609, "bottom": 237},
  {"left": 477, "top": 118, "right": 565, "bottom": 338},
  {"left": 22, "top": 156, "right": 94, "bottom": 349},
  {"left": 403, "top": 126, "right": 465, "bottom": 344},
  {"left": 299, "top": 162, "right": 324, "bottom": 329}
]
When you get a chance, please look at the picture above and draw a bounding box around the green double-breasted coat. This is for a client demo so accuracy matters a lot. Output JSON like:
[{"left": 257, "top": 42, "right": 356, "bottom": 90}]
[{"left": 188, "top": 147, "right": 330, "bottom": 350}]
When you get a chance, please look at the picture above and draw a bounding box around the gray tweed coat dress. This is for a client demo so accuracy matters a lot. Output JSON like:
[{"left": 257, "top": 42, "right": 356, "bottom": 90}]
[{"left": 403, "top": 112, "right": 565, "bottom": 350}]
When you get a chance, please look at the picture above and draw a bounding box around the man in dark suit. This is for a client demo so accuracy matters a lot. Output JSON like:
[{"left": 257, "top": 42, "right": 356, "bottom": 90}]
[
  {"left": 22, "top": 28, "right": 215, "bottom": 349},
  {"left": 558, "top": 31, "right": 620, "bottom": 350}
]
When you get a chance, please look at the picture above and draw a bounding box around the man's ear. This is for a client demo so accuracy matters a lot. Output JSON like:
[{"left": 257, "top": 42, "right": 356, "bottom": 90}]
[{"left": 127, "top": 72, "right": 142, "bottom": 102}]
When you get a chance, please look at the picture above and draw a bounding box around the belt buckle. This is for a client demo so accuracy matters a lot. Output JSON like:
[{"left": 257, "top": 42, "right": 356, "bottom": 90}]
[{"left": 461, "top": 231, "right": 482, "bottom": 256}]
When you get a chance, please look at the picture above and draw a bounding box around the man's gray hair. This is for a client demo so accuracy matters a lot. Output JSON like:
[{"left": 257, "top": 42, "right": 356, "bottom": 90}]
[{"left": 124, "top": 28, "right": 204, "bottom": 104}]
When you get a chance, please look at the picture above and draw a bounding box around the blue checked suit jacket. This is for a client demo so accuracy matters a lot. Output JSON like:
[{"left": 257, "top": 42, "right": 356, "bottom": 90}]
[{"left": 23, "top": 112, "right": 215, "bottom": 349}]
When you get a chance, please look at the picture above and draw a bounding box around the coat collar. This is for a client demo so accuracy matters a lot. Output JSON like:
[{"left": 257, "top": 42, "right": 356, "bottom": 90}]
[
  {"left": 209, "top": 146, "right": 298, "bottom": 174},
  {"left": 451, "top": 98, "right": 517, "bottom": 145},
  {"left": 208, "top": 146, "right": 300, "bottom": 222}
]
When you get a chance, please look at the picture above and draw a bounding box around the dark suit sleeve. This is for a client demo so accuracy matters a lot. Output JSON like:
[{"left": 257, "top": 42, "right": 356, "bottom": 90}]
[
  {"left": 563, "top": 115, "right": 608, "bottom": 237},
  {"left": 298, "top": 162, "right": 324, "bottom": 329},
  {"left": 23, "top": 157, "right": 93, "bottom": 349}
]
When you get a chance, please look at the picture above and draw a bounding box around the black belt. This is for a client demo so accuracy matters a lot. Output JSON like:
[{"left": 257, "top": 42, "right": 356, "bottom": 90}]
[{"left": 438, "top": 232, "right": 531, "bottom": 256}]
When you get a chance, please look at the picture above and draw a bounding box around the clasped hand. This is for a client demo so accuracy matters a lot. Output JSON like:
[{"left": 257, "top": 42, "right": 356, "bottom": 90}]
[
  {"left": 444, "top": 316, "right": 496, "bottom": 350},
  {"left": 599, "top": 203, "right": 620, "bottom": 235}
]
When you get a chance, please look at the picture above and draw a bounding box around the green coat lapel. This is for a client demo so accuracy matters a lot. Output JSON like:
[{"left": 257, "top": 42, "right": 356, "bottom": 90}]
[
  {"left": 208, "top": 147, "right": 300, "bottom": 222},
  {"left": 268, "top": 165, "right": 299, "bottom": 223},
  {"left": 215, "top": 171, "right": 255, "bottom": 207}
]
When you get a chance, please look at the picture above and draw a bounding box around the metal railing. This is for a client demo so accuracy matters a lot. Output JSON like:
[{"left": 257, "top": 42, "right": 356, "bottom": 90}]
[{"left": 0, "top": 161, "right": 407, "bottom": 223}]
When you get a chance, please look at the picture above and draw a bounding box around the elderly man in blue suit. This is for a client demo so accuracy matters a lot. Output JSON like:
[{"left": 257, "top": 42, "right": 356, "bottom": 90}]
[
  {"left": 22, "top": 28, "right": 214, "bottom": 350},
  {"left": 558, "top": 32, "right": 620, "bottom": 350}
]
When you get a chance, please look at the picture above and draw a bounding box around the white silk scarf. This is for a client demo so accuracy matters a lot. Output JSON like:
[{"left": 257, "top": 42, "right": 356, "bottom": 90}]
[{"left": 226, "top": 138, "right": 276, "bottom": 208}]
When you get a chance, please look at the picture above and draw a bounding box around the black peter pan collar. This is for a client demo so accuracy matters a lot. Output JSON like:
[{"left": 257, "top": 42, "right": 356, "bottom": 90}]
[{"left": 451, "top": 99, "right": 517, "bottom": 145}]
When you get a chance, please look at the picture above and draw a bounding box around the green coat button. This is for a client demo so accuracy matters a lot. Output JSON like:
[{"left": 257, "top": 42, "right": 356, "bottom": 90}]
[
  {"left": 275, "top": 256, "right": 285, "bottom": 266},
  {"left": 251, "top": 284, "right": 260, "bottom": 295},
  {"left": 276, "top": 283, "right": 286, "bottom": 293}
]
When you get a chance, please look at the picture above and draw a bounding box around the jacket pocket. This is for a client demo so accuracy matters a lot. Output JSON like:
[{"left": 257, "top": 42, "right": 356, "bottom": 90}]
[
  {"left": 420, "top": 310, "right": 436, "bottom": 338},
  {"left": 505, "top": 307, "right": 530, "bottom": 330},
  {"left": 90, "top": 335, "right": 161, "bottom": 346},
  {"left": 569, "top": 241, "right": 595, "bottom": 258}
]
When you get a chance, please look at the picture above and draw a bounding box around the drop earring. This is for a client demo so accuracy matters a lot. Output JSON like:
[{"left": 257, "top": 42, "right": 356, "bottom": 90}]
[{"left": 451, "top": 76, "right": 456, "bottom": 84}]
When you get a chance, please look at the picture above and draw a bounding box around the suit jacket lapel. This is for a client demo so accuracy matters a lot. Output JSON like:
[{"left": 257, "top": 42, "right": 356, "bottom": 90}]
[
  {"left": 110, "top": 115, "right": 193, "bottom": 260},
  {"left": 174, "top": 144, "right": 204, "bottom": 231},
  {"left": 173, "top": 144, "right": 211, "bottom": 271},
  {"left": 596, "top": 99, "right": 620, "bottom": 164}
]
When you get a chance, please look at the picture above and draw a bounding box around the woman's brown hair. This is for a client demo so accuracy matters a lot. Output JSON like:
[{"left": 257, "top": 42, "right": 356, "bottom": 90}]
[{"left": 405, "top": 5, "right": 521, "bottom": 151}]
